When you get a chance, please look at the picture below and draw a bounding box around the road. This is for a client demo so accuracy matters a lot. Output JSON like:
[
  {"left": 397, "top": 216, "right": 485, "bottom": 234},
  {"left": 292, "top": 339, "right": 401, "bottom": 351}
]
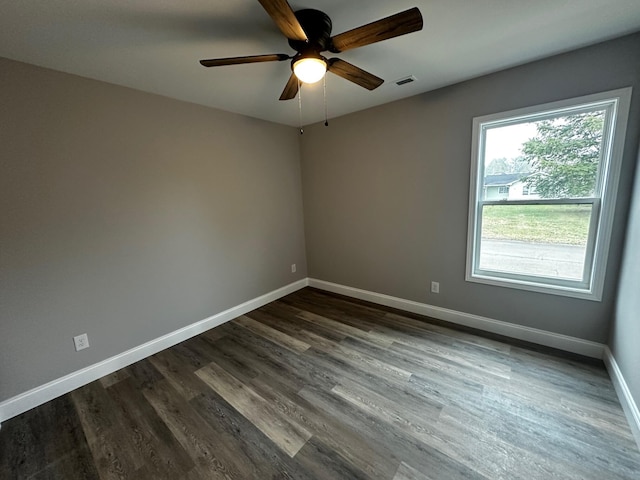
[{"left": 479, "top": 239, "right": 586, "bottom": 280}]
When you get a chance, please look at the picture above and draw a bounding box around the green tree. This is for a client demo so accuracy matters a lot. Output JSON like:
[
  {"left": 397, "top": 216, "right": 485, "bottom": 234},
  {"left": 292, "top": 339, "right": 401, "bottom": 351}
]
[
  {"left": 485, "top": 157, "right": 509, "bottom": 174},
  {"left": 522, "top": 112, "right": 604, "bottom": 198},
  {"left": 486, "top": 156, "right": 531, "bottom": 175}
]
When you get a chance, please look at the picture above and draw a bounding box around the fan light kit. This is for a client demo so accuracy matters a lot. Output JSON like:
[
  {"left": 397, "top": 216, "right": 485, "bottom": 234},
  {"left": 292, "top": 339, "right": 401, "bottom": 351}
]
[
  {"left": 293, "top": 56, "right": 327, "bottom": 84},
  {"left": 199, "top": 0, "right": 423, "bottom": 100}
]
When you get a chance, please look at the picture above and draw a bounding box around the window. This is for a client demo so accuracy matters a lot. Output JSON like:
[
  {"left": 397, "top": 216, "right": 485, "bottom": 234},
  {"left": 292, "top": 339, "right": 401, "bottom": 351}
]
[{"left": 466, "top": 88, "right": 631, "bottom": 300}]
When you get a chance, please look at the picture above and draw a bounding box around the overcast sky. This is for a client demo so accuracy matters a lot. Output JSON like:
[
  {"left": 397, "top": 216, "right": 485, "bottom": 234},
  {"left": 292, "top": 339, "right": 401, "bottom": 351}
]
[{"left": 484, "top": 122, "right": 538, "bottom": 166}]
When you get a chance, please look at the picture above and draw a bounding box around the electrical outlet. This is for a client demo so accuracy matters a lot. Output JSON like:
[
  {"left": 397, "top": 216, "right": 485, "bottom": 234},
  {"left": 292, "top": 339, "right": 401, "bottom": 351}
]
[
  {"left": 291, "top": 263, "right": 297, "bottom": 273},
  {"left": 73, "top": 333, "right": 90, "bottom": 351},
  {"left": 431, "top": 281, "right": 440, "bottom": 294}
]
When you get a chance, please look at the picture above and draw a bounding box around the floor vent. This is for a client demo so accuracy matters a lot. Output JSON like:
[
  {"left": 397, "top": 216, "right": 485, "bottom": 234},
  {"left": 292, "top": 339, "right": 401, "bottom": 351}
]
[{"left": 395, "top": 75, "right": 417, "bottom": 86}]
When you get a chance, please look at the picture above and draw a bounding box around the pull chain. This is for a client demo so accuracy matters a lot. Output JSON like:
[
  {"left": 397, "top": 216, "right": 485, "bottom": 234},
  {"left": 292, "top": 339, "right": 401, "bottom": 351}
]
[
  {"left": 324, "top": 74, "right": 329, "bottom": 127},
  {"left": 298, "top": 79, "right": 304, "bottom": 135}
]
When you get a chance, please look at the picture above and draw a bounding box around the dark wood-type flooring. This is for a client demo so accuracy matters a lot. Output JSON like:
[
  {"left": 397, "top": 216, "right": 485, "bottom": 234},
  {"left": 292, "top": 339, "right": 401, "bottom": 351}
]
[{"left": 2, "top": 287, "right": 639, "bottom": 479}]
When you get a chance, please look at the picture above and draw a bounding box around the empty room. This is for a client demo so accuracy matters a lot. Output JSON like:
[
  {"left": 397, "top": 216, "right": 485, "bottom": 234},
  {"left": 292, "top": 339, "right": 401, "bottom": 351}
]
[{"left": 2, "top": 1, "right": 640, "bottom": 479}]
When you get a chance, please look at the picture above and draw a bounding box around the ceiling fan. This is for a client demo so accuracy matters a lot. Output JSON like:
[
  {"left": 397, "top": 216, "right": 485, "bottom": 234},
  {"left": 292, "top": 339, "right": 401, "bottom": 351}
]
[{"left": 199, "top": 0, "right": 423, "bottom": 100}]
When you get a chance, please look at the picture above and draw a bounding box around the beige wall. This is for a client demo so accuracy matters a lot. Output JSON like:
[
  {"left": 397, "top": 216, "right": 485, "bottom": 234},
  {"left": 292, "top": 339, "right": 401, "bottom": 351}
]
[
  {"left": 300, "top": 33, "right": 640, "bottom": 343},
  {"left": 0, "top": 57, "right": 307, "bottom": 402}
]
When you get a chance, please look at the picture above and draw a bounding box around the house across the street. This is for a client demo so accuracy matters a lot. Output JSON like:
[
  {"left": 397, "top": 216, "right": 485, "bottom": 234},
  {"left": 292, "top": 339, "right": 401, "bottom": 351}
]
[{"left": 483, "top": 172, "right": 540, "bottom": 200}]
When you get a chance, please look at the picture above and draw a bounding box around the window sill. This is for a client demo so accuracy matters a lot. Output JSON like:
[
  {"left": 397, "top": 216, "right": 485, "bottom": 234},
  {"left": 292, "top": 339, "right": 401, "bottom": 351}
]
[{"left": 465, "top": 272, "right": 601, "bottom": 301}]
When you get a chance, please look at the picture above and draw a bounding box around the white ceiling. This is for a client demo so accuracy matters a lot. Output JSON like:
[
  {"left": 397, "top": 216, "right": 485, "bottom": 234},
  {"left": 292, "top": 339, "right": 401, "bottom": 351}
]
[{"left": 1, "top": 0, "right": 640, "bottom": 126}]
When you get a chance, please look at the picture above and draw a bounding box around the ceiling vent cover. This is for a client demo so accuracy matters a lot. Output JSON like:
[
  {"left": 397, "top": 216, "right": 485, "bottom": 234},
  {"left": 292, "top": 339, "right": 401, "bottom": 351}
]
[{"left": 395, "top": 75, "right": 417, "bottom": 86}]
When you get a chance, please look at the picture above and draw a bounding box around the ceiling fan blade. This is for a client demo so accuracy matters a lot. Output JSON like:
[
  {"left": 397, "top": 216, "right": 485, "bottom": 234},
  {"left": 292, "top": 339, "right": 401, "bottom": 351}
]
[
  {"left": 200, "top": 54, "right": 290, "bottom": 67},
  {"left": 279, "top": 73, "right": 299, "bottom": 101},
  {"left": 327, "top": 58, "right": 384, "bottom": 90},
  {"left": 257, "top": 0, "right": 308, "bottom": 41},
  {"left": 329, "top": 7, "right": 423, "bottom": 53}
]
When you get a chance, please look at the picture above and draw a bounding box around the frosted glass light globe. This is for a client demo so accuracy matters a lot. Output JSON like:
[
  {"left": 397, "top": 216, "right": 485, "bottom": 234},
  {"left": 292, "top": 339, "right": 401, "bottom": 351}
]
[{"left": 293, "top": 57, "right": 327, "bottom": 84}]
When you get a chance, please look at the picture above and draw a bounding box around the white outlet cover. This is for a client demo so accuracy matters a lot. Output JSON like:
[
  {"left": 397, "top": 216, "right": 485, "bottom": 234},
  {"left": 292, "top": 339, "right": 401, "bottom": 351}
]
[
  {"left": 431, "top": 282, "right": 440, "bottom": 294},
  {"left": 73, "top": 333, "right": 89, "bottom": 351},
  {"left": 291, "top": 264, "right": 297, "bottom": 273}
]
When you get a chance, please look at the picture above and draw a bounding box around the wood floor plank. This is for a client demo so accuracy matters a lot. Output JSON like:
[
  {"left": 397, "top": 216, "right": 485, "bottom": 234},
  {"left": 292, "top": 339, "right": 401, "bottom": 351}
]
[
  {"left": 261, "top": 298, "right": 304, "bottom": 318},
  {"left": 407, "top": 372, "right": 485, "bottom": 412},
  {"left": 298, "top": 382, "right": 488, "bottom": 480},
  {"left": 260, "top": 301, "right": 349, "bottom": 342},
  {"left": 377, "top": 325, "right": 513, "bottom": 380},
  {"left": 331, "top": 381, "right": 442, "bottom": 429},
  {"left": 84, "top": 429, "right": 140, "bottom": 480},
  {"left": 304, "top": 345, "right": 409, "bottom": 398},
  {"left": 287, "top": 289, "right": 388, "bottom": 329},
  {"left": 195, "top": 361, "right": 313, "bottom": 457},
  {"left": 393, "top": 461, "right": 434, "bottom": 480},
  {"left": 234, "top": 314, "right": 311, "bottom": 353},
  {"left": 559, "top": 396, "right": 637, "bottom": 441},
  {"left": 0, "top": 416, "right": 42, "bottom": 479},
  {"left": 437, "top": 402, "right": 618, "bottom": 480},
  {"left": 340, "top": 333, "right": 507, "bottom": 391},
  {"left": 294, "top": 327, "right": 343, "bottom": 351},
  {"left": 70, "top": 381, "right": 128, "bottom": 445},
  {"left": 148, "top": 348, "right": 210, "bottom": 401},
  {"left": 210, "top": 334, "right": 310, "bottom": 393},
  {"left": 329, "top": 382, "right": 457, "bottom": 464},
  {"left": 387, "top": 340, "right": 511, "bottom": 388},
  {"left": 106, "top": 378, "right": 196, "bottom": 478},
  {"left": 171, "top": 336, "right": 220, "bottom": 370},
  {"left": 99, "top": 368, "right": 131, "bottom": 389},
  {"left": 294, "top": 435, "right": 373, "bottom": 480},
  {"left": 28, "top": 445, "right": 100, "bottom": 480},
  {"left": 382, "top": 311, "right": 512, "bottom": 354},
  {"left": 123, "top": 357, "right": 164, "bottom": 391},
  {"left": 328, "top": 342, "right": 413, "bottom": 383},
  {"left": 196, "top": 336, "right": 263, "bottom": 387},
  {"left": 0, "top": 394, "right": 89, "bottom": 479},
  {"left": 222, "top": 322, "right": 338, "bottom": 392},
  {"left": 297, "top": 310, "right": 394, "bottom": 347},
  {"left": 142, "top": 379, "right": 250, "bottom": 479},
  {"left": 245, "top": 308, "right": 343, "bottom": 349},
  {"left": 478, "top": 387, "right": 640, "bottom": 478},
  {"left": 2, "top": 287, "right": 639, "bottom": 480},
  {"left": 71, "top": 381, "right": 151, "bottom": 479},
  {"left": 247, "top": 374, "right": 399, "bottom": 480},
  {"left": 190, "top": 389, "right": 318, "bottom": 480}
]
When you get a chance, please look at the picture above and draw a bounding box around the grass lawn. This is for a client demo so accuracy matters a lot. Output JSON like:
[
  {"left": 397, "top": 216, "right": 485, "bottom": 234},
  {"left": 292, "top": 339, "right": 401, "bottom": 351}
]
[{"left": 481, "top": 204, "right": 592, "bottom": 246}]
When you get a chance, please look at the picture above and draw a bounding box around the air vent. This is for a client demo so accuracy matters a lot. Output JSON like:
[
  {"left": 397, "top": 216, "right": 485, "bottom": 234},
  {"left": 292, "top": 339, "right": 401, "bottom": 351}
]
[{"left": 395, "top": 75, "right": 417, "bottom": 86}]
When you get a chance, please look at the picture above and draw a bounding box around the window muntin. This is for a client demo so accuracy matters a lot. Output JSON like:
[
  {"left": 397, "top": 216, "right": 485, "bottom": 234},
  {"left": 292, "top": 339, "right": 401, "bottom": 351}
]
[{"left": 466, "top": 89, "right": 631, "bottom": 300}]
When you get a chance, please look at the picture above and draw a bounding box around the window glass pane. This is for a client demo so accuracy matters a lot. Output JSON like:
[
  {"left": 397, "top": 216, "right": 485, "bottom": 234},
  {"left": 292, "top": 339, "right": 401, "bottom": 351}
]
[
  {"left": 467, "top": 89, "right": 631, "bottom": 299},
  {"left": 478, "top": 204, "right": 593, "bottom": 281},
  {"left": 482, "top": 110, "right": 606, "bottom": 201}
]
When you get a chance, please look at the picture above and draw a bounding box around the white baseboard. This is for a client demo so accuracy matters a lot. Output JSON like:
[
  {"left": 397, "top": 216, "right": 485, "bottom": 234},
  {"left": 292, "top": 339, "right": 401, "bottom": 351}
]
[
  {"left": 0, "top": 279, "right": 309, "bottom": 424},
  {"left": 308, "top": 278, "right": 605, "bottom": 359},
  {"left": 0, "top": 277, "right": 612, "bottom": 430},
  {"left": 310, "top": 279, "right": 640, "bottom": 449},
  {"left": 603, "top": 346, "right": 640, "bottom": 450}
]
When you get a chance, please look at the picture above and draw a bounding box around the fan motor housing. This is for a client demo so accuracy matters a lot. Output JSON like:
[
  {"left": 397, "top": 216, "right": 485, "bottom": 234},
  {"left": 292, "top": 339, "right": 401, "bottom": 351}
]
[{"left": 288, "top": 9, "right": 332, "bottom": 53}]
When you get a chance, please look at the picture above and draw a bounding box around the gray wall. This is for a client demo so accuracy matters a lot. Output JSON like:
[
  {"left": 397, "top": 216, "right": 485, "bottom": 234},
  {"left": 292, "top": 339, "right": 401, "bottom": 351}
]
[
  {"left": 300, "top": 33, "right": 640, "bottom": 343},
  {"left": 2, "top": 33, "right": 639, "bottom": 407},
  {"left": 610, "top": 146, "right": 640, "bottom": 424},
  {"left": 0, "top": 57, "right": 307, "bottom": 402}
]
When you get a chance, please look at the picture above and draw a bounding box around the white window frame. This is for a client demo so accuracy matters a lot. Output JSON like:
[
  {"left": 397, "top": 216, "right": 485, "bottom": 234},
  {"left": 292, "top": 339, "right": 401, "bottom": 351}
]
[{"left": 466, "top": 88, "right": 632, "bottom": 301}]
